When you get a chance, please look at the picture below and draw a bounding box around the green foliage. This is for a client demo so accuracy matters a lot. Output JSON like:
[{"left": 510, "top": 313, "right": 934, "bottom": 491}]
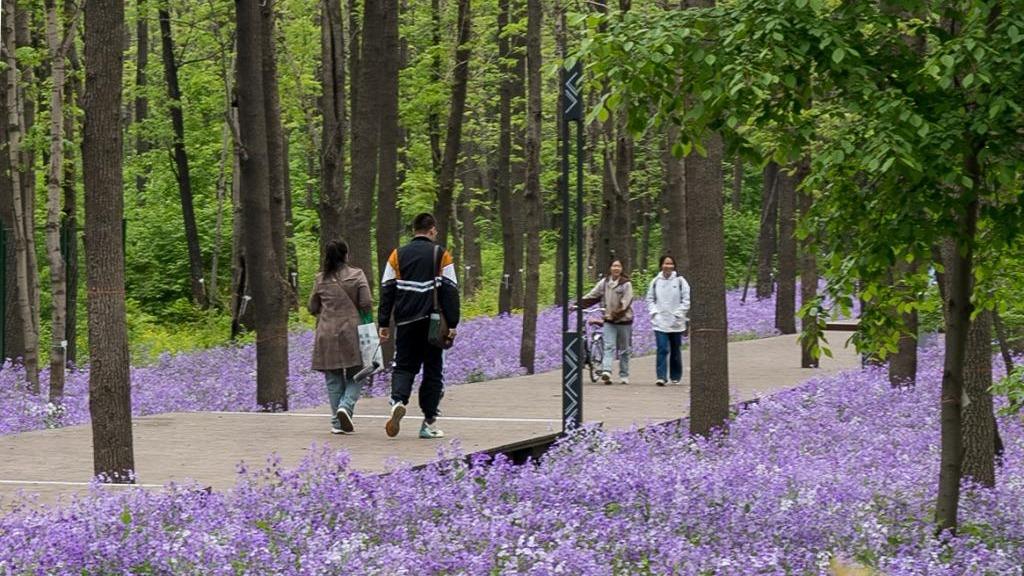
[{"left": 991, "top": 367, "right": 1024, "bottom": 417}]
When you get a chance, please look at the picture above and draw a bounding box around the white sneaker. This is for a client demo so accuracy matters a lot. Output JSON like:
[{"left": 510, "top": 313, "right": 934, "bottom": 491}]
[
  {"left": 671, "top": 380, "right": 682, "bottom": 385},
  {"left": 655, "top": 379, "right": 666, "bottom": 387},
  {"left": 419, "top": 420, "right": 445, "bottom": 439},
  {"left": 336, "top": 407, "right": 354, "bottom": 433},
  {"left": 601, "top": 371, "right": 612, "bottom": 385},
  {"left": 385, "top": 402, "right": 406, "bottom": 438},
  {"left": 619, "top": 377, "right": 629, "bottom": 385},
  {"left": 330, "top": 427, "right": 346, "bottom": 435}
]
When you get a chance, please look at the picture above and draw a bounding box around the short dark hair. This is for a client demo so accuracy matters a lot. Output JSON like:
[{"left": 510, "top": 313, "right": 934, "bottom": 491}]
[
  {"left": 658, "top": 254, "right": 677, "bottom": 268},
  {"left": 412, "top": 212, "right": 437, "bottom": 234}
]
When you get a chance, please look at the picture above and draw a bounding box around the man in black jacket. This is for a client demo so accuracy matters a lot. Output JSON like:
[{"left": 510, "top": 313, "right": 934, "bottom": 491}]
[{"left": 378, "top": 213, "right": 460, "bottom": 439}]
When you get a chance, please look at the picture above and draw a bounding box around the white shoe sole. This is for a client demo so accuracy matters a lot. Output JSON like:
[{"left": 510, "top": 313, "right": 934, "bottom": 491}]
[
  {"left": 336, "top": 408, "right": 354, "bottom": 433},
  {"left": 385, "top": 404, "right": 406, "bottom": 438}
]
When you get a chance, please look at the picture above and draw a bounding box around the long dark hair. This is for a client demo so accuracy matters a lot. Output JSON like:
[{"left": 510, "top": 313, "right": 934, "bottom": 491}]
[
  {"left": 658, "top": 254, "right": 677, "bottom": 269},
  {"left": 324, "top": 240, "right": 349, "bottom": 277}
]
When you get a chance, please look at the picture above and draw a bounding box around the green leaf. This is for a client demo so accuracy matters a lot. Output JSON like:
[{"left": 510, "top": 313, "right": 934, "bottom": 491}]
[
  {"left": 963, "top": 73, "right": 974, "bottom": 88},
  {"left": 832, "top": 48, "right": 845, "bottom": 64},
  {"left": 940, "top": 54, "right": 955, "bottom": 68}
]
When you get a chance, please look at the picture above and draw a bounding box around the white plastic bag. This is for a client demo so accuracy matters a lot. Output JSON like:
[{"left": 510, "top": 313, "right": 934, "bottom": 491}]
[{"left": 357, "top": 322, "right": 383, "bottom": 368}]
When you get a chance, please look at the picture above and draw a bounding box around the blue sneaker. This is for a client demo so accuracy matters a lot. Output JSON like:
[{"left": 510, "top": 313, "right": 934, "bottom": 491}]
[{"left": 419, "top": 420, "right": 445, "bottom": 439}]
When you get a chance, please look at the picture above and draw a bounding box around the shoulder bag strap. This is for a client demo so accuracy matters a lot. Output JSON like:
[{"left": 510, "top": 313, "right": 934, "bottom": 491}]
[{"left": 432, "top": 245, "right": 442, "bottom": 312}]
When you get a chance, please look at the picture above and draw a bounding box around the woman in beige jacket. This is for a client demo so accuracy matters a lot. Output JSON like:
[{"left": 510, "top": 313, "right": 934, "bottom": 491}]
[
  {"left": 308, "top": 240, "right": 372, "bottom": 434},
  {"left": 578, "top": 258, "right": 634, "bottom": 385}
]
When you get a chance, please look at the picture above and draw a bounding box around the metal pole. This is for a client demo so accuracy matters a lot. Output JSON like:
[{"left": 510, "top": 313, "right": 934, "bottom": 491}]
[
  {"left": 561, "top": 61, "right": 584, "bottom": 432},
  {"left": 574, "top": 67, "right": 585, "bottom": 429}
]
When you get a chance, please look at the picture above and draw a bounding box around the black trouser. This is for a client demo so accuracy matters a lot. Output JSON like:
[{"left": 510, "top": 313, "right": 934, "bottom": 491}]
[{"left": 391, "top": 318, "right": 445, "bottom": 421}]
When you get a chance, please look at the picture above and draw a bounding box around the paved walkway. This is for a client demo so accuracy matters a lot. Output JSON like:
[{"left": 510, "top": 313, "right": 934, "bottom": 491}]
[{"left": 0, "top": 329, "right": 860, "bottom": 507}]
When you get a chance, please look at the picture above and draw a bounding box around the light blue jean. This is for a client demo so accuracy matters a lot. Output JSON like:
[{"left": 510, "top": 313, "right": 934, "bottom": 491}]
[
  {"left": 602, "top": 323, "right": 632, "bottom": 378},
  {"left": 325, "top": 367, "right": 363, "bottom": 429}
]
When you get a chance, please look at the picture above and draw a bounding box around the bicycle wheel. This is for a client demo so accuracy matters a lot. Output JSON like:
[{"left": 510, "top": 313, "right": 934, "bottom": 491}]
[
  {"left": 586, "top": 344, "right": 599, "bottom": 383},
  {"left": 589, "top": 336, "right": 604, "bottom": 377}
]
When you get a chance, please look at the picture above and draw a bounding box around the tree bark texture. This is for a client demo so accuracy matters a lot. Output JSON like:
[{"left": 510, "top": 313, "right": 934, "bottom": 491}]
[
  {"left": 496, "top": 0, "right": 522, "bottom": 315},
  {"left": 83, "top": 0, "right": 135, "bottom": 480},
  {"left": 159, "top": 7, "right": 207, "bottom": 306},
  {"left": 376, "top": 0, "right": 400, "bottom": 282},
  {"left": 319, "top": 0, "right": 346, "bottom": 263},
  {"left": 135, "top": 0, "right": 150, "bottom": 198},
  {"left": 661, "top": 125, "right": 688, "bottom": 276},
  {"left": 16, "top": 8, "right": 40, "bottom": 350},
  {"left": 961, "top": 308, "right": 995, "bottom": 487},
  {"left": 756, "top": 162, "right": 778, "bottom": 300},
  {"left": 44, "top": 0, "right": 75, "bottom": 402},
  {"left": 686, "top": 131, "right": 729, "bottom": 437},
  {"left": 236, "top": 0, "right": 289, "bottom": 411},
  {"left": 347, "top": 0, "right": 384, "bottom": 277},
  {"left": 934, "top": 202, "right": 978, "bottom": 533},
  {"left": 3, "top": 0, "right": 40, "bottom": 391},
  {"left": 775, "top": 165, "right": 797, "bottom": 334},
  {"left": 731, "top": 157, "right": 743, "bottom": 211},
  {"left": 434, "top": 0, "right": 472, "bottom": 248},
  {"left": 519, "top": 0, "right": 541, "bottom": 374},
  {"left": 888, "top": 259, "right": 919, "bottom": 387},
  {"left": 260, "top": 0, "right": 289, "bottom": 286}
]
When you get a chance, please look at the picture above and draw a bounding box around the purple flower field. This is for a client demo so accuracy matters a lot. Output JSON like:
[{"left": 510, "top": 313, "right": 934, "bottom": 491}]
[
  {"left": 1, "top": 345, "right": 1020, "bottom": 574},
  {"left": 0, "top": 288, "right": 780, "bottom": 436}
]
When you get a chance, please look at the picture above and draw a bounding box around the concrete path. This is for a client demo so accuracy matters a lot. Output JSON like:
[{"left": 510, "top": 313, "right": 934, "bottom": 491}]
[{"left": 0, "top": 329, "right": 860, "bottom": 507}]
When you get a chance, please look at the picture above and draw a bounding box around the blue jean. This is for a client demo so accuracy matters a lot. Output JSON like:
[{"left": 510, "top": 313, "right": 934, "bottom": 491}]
[
  {"left": 655, "top": 331, "right": 684, "bottom": 382},
  {"left": 325, "top": 367, "right": 363, "bottom": 429},
  {"left": 602, "top": 323, "right": 632, "bottom": 378}
]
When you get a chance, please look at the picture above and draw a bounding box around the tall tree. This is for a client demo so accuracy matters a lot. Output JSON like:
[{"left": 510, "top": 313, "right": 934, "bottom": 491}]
[
  {"left": 235, "top": 0, "right": 288, "bottom": 411},
  {"left": 319, "top": 0, "right": 346, "bottom": 261},
  {"left": 44, "top": 0, "right": 79, "bottom": 402},
  {"left": 347, "top": 0, "right": 384, "bottom": 276},
  {"left": 63, "top": 0, "right": 82, "bottom": 365},
  {"left": 159, "top": 6, "right": 207, "bottom": 306},
  {"left": 433, "top": 0, "right": 473, "bottom": 247},
  {"left": 519, "top": 0, "right": 542, "bottom": 373},
  {"left": 731, "top": 157, "right": 743, "bottom": 211},
  {"left": 260, "top": 0, "right": 289, "bottom": 283},
  {"left": 756, "top": 162, "right": 778, "bottom": 299},
  {"left": 134, "top": 0, "right": 150, "bottom": 198},
  {"left": 774, "top": 165, "right": 797, "bottom": 334},
  {"left": 684, "top": 0, "right": 728, "bottom": 437},
  {"left": 888, "top": 259, "right": 919, "bottom": 387},
  {"left": 83, "top": 0, "right": 135, "bottom": 480},
  {"left": 3, "top": 0, "right": 40, "bottom": 392},
  {"left": 376, "top": 0, "right": 401, "bottom": 280},
  {"left": 495, "top": 0, "right": 522, "bottom": 314}
]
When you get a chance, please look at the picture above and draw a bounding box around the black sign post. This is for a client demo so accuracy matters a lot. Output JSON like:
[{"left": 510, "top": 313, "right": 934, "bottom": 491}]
[{"left": 561, "top": 62, "right": 584, "bottom": 432}]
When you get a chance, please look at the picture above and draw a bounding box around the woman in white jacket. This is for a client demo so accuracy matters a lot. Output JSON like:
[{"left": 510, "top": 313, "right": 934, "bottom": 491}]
[{"left": 645, "top": 255, "right": 690, "bottom": 386}]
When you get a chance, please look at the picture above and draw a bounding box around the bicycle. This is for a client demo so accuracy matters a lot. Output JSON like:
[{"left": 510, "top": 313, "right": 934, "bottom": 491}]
[{"left": 581, "top": 307, "right": 606, "bottom": 383}]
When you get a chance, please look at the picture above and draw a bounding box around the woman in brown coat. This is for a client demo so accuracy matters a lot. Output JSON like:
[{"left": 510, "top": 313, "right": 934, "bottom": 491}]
[{"left": 308, "top": 240, "right": 372, "bottom": 434}]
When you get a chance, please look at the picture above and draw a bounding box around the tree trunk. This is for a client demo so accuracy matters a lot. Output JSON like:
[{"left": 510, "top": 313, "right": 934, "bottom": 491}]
[
  {"left": 797, "top": 183, "right": 818, "bottom": 368},
  {"left": 3, "top": 0, "right": 40, "bottom": 391},
  {"left": 888, "top": 259, "right": 919, "bottom": 387},
  {"left": 376, "top": 0, "right": 400, "bottom": 282},
  {"left": 495, "top": 0, "right": 521, "bottom": 315},
  {"left": 519, "top": 0, "right": 541, "bottom": 373},
  {"left": 460, "top": 168, "right": 483, "bottom": 298},
  {"left": 83, "top": 0, "right": 135, "bottom": 481},
  {"left": 993, "top": 311, "right": 1014, "bottom": 375},
  {"left": 63, "top": 0, "right": 82, "bottom": 366},
  {"left": 686, "top": 131, "right": 729, "bottom": 436},
  {"left": 611, "top": 115, "right": 633, "bottom": 270},
  {"left": 259, "top": 0, "right": 289, "bottom": 284},
  {"left": 44, "top": 0, "right": 75, "bottom": 403},
  {"left": 236, "top": 0, "right": 289, "bottom": 411},
  {"left": 962, "top": 308, "right": 995, "bottom": 488},
  {"left": 347, "top": 0, "right": 383, "bottom": 277},
  {"left": 661, "top": 125, "right": 688, "bottom": 276},
  {"left": 319, "top": 0, "right": 346, "bottom": 263},
  {"left": 434, "top": 0, "right": 472, "bottom": 248},
  {"left": 159, "top": 7, "right": 206, "bottom": 306},
  {"left": 775, "top": 165, "right": 797, "bottom": 334},
  {"left": 934, "top": 195, "right": 978, "bottom": 533},
  {"left": 731, "top": 156, "right": 743, "bottom": 211},
  {"left": 427, "top": 0, "right": 442, "bottom": 180},
  {"left": 756, "top": 162, "right": 778, "bottom": 300},
  {"left": 16, "top": 7, "right": 41, "bottom": 352},
  {"left": 135, "top": 0, "right": 150, "bottom": 198},
  {"left": 0, "top": 50, "right": 17, "bottom": 365}
]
